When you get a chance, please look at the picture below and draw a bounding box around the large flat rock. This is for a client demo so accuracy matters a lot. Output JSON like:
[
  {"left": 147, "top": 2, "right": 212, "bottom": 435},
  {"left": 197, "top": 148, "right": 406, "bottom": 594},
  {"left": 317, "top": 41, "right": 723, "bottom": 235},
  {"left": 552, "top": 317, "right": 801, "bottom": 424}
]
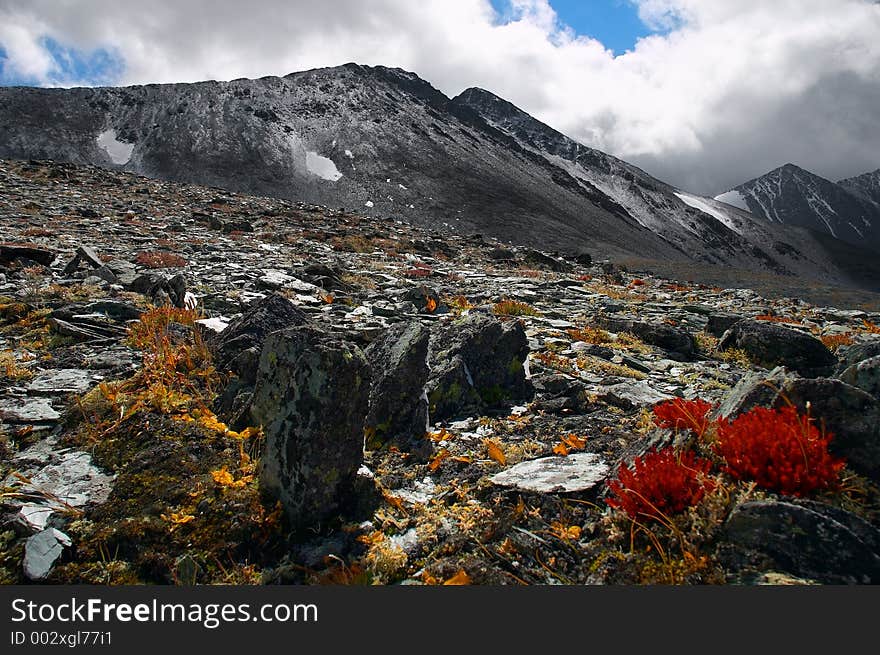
[
  {"left": 0, "top": 398, "right": 60, "bottom": 423},
  {"left": 490, "top": 452, "right": 610, "bottom": 493}
]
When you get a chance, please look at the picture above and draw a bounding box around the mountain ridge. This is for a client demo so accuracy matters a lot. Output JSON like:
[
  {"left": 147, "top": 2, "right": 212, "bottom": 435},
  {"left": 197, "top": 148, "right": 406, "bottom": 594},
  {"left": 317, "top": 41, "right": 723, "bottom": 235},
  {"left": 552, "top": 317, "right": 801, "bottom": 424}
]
[{"left": 1, "top": 63, "right": 878, "bottom": 292}]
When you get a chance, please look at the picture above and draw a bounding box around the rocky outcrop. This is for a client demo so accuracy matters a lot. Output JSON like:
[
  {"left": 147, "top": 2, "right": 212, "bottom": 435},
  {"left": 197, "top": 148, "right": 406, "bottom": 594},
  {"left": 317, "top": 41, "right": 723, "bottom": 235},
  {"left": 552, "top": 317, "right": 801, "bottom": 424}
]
[
  {"left": 250, "top": 325, "right": 371, "bottom": 529},
  {"left": 718, "top": 319, "right": 837, "bottom": 377},
  {"left": 426, "top": 312, "right": 532, "bottom": 422},
  {"left": 211, "top": 292, "right": 308, "bottom": 382},
  {"left": 838, "top": 355, "right": 880, "bottom": 399},
  {"left": 721, "top": 500, "right": 880, "bottom": 584},
  {"left": 364, "top": 321, "right": 430, "bottom": 454}
]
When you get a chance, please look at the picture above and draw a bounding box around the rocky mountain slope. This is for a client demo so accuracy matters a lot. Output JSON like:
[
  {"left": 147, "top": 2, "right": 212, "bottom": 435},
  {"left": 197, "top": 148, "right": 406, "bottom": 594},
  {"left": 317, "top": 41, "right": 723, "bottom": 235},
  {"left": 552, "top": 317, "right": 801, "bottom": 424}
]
[
  {"left": 716, "top": 163, "right": 880, "bottom": 251},
  {"left": 840, "top": 169, "right": 880, "bottom": 209},
  {"left": 2, "top": 159, "right": 880, "bottom": 586},
  {"left": 1, "top": 65, "right": 878, "bottom": 293}
]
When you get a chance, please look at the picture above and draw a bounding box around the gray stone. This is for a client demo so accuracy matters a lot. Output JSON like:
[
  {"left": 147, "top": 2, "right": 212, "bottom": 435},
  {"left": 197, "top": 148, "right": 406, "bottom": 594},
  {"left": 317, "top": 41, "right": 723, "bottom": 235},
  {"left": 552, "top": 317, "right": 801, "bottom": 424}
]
[
  {"left": 0, "top": 243, "right": 56, "bottom": 266},
  {"left": 364, "top": 321, "right": 430, "bottom": 454},
  {"left": 836, "top": 340, "right": 880, "bottom": 374},
  {"left": 0, "top": 398, "right": 60, "bottom": 423},
  {"left": 27, "top": 369, "right": 93, "bottom": 395},
  {"left": 258, "top": 268, "right": 295, "bottom": 290},
  {"left": 838, "top": 355, "right": 880, "bottom": 398},
  {"left": 11, "top": 441, "right": 115, "bottom": 508},
  {"left": 250, "top": 325, "right": 371, "bottom": 529},
  {"left": 62, "top": 245, "right": 104, "bottom": 275},
  {"left": 211, "top": 292, "right": 307, "bottom": 383},
  {"left": 24, "top": 528, "right": 71, "bottom": 580},
  {"left": 426, "top": 312, "right": 532, "bottom": 423},
  {"left": 599, "top": 380, "right": 676, "bottom": 409},
  {"left": 104, "top": 259, "right": 138, "bottom": 286},
  {"left": 721, "top": 500, "right": 880, "bottom": 584},
  {"left": 718, "top": 319, "right": 836, "bottom": 377},
  {"left": 490, "top": 453, "right": 610, "bottom": 493}
]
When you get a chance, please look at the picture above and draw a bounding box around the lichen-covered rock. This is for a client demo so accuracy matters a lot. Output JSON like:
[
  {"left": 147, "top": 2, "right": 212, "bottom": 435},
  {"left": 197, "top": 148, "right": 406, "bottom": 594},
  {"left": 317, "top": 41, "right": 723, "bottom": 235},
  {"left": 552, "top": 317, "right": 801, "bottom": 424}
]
[
  {"left": 364, "top": 321, "right": 430, "bottom": 454},
  {"left": 835, "top": 340, "right": 880, "bottom": 374},
  {"left": 426, "top": 312, "right": 532, "bottom": 423},
  {"left": 720, "top": 500, "right": 880, "bottom": 584},
  {"left": 718, "top": 319, "right": 836, "bottom": 377},
  {"left": 211, "top": 292, "right": 307, "bottom": 383},
  {"left": 250, "top": 326, "right": 371, "bottom": 529},
  {"left": 838, "top": 355, "right": 880, "bottom": 399},
  {"left": 716, "top": 367, "right": 880, "bottom": 480}
]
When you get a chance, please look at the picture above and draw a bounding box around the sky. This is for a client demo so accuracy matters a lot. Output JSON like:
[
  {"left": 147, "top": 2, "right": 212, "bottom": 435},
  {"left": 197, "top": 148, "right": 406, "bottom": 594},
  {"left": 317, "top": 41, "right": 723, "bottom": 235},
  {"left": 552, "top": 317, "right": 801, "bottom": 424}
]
[{"left": 1, "top": 0, "right": 879, "bottom": 195}]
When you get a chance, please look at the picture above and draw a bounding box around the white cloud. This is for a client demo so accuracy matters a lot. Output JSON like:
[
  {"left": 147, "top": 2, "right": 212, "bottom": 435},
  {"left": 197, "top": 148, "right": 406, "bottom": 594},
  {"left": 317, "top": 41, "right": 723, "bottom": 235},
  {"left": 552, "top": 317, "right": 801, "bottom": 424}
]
[{"left": 1, "top": 0, "right": 879, "bottom": 194}]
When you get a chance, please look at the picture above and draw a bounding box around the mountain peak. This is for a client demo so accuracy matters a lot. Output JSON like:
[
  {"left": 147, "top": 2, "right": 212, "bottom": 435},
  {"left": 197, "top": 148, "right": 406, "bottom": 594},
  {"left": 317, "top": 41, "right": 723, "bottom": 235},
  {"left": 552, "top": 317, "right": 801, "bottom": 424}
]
[{"left": 732, "top": 162, "right": 880, "bottom": 246}]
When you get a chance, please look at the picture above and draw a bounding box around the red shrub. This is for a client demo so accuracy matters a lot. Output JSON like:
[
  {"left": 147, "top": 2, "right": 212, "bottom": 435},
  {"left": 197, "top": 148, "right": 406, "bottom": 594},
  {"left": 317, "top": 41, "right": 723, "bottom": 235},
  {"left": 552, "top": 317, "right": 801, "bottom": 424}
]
[
  {"left": 135, "top": 250, "right": 187, "bottom": 269},
  {"left": 606, "top": 447, "right": 715, "bottom": 522},
  {"left": 715, "top": 406, "right": 844, "bottom": 497},
  {"left": 652, "top": 398, "right": 715, "bottom": 438}
]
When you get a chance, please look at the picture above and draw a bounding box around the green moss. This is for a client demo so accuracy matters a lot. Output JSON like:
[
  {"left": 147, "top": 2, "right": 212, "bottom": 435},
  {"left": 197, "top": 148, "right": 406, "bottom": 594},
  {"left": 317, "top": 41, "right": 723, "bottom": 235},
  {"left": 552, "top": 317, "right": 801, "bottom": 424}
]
[{"left": 478, "top": 384, "right": 507, "bottom": 405}]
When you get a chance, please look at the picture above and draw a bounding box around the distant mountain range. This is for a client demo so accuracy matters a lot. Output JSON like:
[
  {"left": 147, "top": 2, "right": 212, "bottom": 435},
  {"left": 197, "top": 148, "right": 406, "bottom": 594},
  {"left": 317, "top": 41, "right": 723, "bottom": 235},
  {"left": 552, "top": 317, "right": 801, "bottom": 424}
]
[
  {"left": 1, "top": 63, "right": 878, "bottom": 291},
  {"left": 715, "top": 164, "right": 880, "bottom": 250}
]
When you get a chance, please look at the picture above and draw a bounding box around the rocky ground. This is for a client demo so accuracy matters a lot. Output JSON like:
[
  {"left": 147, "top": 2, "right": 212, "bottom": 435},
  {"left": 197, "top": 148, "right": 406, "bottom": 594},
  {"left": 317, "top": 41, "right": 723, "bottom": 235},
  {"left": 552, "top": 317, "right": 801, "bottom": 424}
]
[{"left": 1, "top": 158, "right": 880, "bottom": 586}]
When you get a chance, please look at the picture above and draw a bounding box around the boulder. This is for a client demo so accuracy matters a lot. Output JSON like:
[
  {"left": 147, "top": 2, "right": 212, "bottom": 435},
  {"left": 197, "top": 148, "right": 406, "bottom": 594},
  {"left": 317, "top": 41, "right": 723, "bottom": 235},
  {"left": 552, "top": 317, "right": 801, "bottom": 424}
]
[
  {"left": 598, "top": 316, "right": 696, "bottom": 361},
  {"left": 706, "top": 312, "right": 743, "bottom": 338},
  {"left": 0, "top": 243, "right": 56, "bottom": 266},
  {"left": 523, "top": 249, "right": 572, "bottom": 273},
  {"left": 836, "top": 340, "right": 880, "bottom": 374},
  {"left": 426, "top": 313, "right": 532, "bottom": 423},
  {"left": 211, "top": 293, "right": 307, "bottom": 383},
  {"left": 720, "top": 500, "right": 880, "bottom": 584},
  {"left": 838, "top": 355, "right": 880, "bottom": 398},
  {"left": 62, "top": 245, "right": 104, "bottom": 275},
  {"left": 716, "top": 367, "right": 880, "bottom": 480},
  {"left": 364, "top": 322, "right": 430, "bottom": 454},
  {"left": 250, "top": 326, "right": 371, "bottom": 529},
  {"left": 718, "top": 319, "right": 836, "bottom": 377}
]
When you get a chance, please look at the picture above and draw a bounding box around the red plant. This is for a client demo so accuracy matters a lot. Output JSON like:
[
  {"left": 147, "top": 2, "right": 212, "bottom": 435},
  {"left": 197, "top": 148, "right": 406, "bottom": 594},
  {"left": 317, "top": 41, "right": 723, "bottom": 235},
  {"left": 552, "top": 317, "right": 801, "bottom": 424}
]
[
  {"left": 715, "top": 406, "right": 844, "bottom": 497},
  {"left": 606, "top": 447, "right": 715, "bottom": 522},
  {"left": 135, "top": 250, "right": 187, "bottom": 269},
  {"left": 653, "top": 398, "right": 715, "bottom": 438}
]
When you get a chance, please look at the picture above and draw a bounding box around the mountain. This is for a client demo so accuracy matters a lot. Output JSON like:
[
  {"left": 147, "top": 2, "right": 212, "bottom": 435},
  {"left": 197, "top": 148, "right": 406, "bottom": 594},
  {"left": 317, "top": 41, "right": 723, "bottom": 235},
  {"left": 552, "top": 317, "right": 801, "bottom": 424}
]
[
  {"left": 1, "top": 64, "right": 878, "bottom": 291},
  {"left": 715, "top": 163, "right": 880, "bottom": 250},
  {"left": 839, "top": 169, "right": 880, "bottom": 209}
]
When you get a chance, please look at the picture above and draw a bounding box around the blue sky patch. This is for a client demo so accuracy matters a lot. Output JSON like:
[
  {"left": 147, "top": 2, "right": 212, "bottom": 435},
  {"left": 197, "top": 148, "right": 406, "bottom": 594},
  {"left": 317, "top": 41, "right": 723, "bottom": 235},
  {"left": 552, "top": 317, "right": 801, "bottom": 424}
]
[
  {"left": 0, "top": 37, "right": 124, "bottom": 87},
  {"left": 490, "top": 0, "right": 656, "bottom": 55}
]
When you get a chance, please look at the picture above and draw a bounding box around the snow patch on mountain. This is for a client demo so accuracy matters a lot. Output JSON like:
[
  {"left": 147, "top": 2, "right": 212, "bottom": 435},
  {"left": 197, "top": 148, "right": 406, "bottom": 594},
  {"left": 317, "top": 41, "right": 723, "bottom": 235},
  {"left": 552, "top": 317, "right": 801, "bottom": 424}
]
[
  {"left": 96, "top": 129, "right": 134, "bottom": 165},
  {"left": 714, "top": 190, "right": 750, "bottom": 213},
  {"left": 675, "top": 192, "right": 742, "bottom": 234},
  {"left": 305, "top": 151, "right": 343, "bottom": 182}
]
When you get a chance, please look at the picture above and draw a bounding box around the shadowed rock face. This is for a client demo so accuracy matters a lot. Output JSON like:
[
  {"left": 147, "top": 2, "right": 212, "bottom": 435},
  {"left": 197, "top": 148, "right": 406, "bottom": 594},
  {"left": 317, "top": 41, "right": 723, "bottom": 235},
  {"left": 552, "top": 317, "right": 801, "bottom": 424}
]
[
  {"left": 721, "top": 499, "right": 880, "bottom": 584},
  {"left": 364, "top": 321, "right": 430, "bottom": 455},
  {"left": 718, "top": 319, "right": 837, "bottom": 377},
  {"left": 250, "top": 325, "right": 371, "bottom": 529},
  {"left": 426, "top": 312, "right": 533, "bottom": 423}
]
